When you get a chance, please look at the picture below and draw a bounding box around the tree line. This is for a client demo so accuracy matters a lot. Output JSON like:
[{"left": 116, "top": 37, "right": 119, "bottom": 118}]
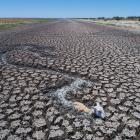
[{"left": 78, "top": 16, "right": 140, "bottom": 21}]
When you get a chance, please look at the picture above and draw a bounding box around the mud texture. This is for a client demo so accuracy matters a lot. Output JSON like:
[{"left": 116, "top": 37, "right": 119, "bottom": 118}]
[{"left": 0, "top": 19, "right": 140, "bottom": 140}]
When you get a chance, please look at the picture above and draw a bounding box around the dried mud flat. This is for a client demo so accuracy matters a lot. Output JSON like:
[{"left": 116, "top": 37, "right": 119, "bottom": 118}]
[{"left": 0, "top": 19, "right": 140, "bottom": 140}]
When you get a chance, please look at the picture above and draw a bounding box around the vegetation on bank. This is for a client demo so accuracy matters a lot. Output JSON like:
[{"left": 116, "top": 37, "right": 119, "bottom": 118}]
[
  {"left": 77, "top": 16, "right": 140, "bottom": 29},
  {"left": 77, "top": 16, "right": 140, "bottom": 21},
  {"left": 0, "top": 18, "right": 48, "bottom": 28}
]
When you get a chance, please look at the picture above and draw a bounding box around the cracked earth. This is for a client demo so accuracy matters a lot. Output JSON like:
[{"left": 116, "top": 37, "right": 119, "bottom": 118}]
[{"left": 0, "top": 19, "right": 140, "bottom": 140}]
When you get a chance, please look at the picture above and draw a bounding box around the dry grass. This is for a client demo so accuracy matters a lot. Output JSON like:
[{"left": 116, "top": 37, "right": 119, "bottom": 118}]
[
  {"left": 0, "top": 18, "right": 35, "bottom": 24},
  {"left": 0, "top": 18, "right": 48, "bottom": 28}
]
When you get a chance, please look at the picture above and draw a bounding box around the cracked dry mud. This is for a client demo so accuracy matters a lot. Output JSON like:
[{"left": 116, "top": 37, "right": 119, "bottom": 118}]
[{"left": 0, "top": 19, "right": 140, "bottom": 140}]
